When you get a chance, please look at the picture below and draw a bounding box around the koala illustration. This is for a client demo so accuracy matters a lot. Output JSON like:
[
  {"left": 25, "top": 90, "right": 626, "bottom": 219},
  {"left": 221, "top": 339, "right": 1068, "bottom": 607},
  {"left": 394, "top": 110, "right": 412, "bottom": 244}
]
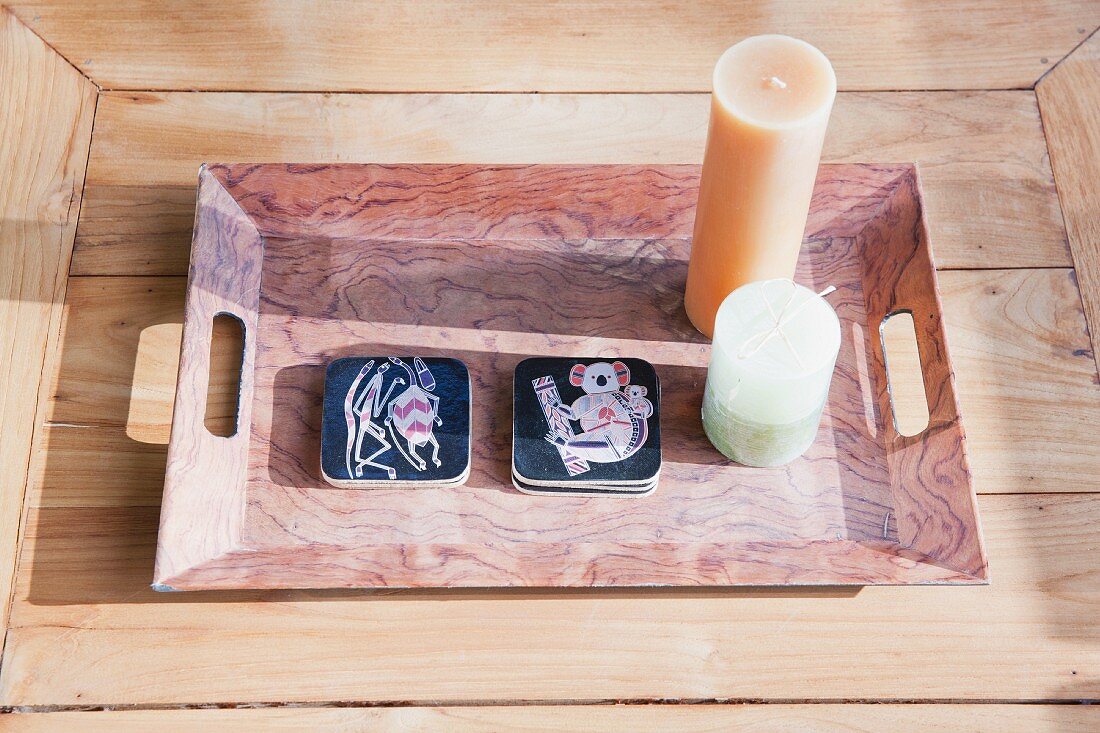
[
  {"left": 556, "top": 361, "right": 631, "bottom": 427},
  {"left": 625, "top": 385, "right": 653, "bottom": 419},
  {"left": 546, "top": 361, "right": 652, "bottom": 463}
]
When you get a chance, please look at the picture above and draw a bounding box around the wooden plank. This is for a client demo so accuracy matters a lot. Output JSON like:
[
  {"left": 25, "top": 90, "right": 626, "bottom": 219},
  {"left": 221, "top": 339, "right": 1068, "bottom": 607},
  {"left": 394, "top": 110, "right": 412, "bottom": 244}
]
[
  {"left": 6, "top": 1, "right": 1099, "bottom": 92},
  {"left": 71, "top": 90, "right": 1067, "bottom": 276},
  {"left": 30, "top": 265, "right": 1099, "bottom": 510},
  {"left": 0, "top": 8, "right": 96, "bottom": 641},
  {"left": 1, "top": 705, "right": 1098, "bottom": 732},
  {"left": 31, "top": 425, "right": 167, "bottom": 509},
  {"left": 1038, "top": 32, "right": 1100, "bottom": 379},
  {"left": 41, "top": 277, "right": 182, "bottom": 440},
  {"left": 940, "top": 269, "right": 1100, "bottom": 493},
  {"left": 3, "top": 493, "right": 1099, "bottom": 705}
]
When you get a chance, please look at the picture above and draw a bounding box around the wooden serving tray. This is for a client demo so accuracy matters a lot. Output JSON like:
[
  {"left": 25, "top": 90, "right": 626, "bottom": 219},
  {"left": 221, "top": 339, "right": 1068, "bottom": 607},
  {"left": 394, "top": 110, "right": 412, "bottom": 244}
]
[{"left": 154, "top": 162, "right": 988, "bottom": 590}]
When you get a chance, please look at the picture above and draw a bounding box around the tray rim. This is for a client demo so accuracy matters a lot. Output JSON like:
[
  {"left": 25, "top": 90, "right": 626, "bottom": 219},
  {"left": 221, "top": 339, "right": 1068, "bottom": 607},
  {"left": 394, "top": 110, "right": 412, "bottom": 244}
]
[{"left": 153, "top": 161, "right": 988, "bottom": 591}]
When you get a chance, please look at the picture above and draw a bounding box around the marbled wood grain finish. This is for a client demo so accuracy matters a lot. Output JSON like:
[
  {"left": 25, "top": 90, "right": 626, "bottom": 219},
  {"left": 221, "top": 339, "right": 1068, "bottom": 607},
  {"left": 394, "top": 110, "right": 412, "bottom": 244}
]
[
  {"left": 855, "top": 172, "right": 986, "bottom": 577},
  {"left": 154, "top": 168, "right": 264, "bottom": 587},
  {"left": 155, "top": 163, "right": 987, "bottom": 589},
  {"left": 213, "top": 163, "right": 902, "bottom": 242}
]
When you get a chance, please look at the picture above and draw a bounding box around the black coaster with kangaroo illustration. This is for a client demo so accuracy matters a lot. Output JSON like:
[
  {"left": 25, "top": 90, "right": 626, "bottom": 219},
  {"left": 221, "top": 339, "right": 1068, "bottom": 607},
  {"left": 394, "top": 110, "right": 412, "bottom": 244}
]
[
  {"left": 320, "top": 357, "right": 471, "bottom": 488},
  {"left": 512, "top": 357, "right": 661, "bottom": 496}
]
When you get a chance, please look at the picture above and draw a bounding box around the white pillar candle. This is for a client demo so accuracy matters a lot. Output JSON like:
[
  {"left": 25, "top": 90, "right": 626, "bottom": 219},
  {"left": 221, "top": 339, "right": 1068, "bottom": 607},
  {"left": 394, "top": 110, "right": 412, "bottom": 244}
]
[{"left": 701, "top": 278, "right": 840, "bottom": 467}]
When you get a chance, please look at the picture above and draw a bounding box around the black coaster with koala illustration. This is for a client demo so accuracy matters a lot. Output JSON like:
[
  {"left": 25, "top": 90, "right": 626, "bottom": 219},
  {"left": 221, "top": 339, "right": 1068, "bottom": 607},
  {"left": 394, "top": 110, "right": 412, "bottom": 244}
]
[
  {"left": 320, "top": 357, "right": 471, "bottom": 489},
  {"left": 512, "top": 357, "right": 661, "bottom": 497}
]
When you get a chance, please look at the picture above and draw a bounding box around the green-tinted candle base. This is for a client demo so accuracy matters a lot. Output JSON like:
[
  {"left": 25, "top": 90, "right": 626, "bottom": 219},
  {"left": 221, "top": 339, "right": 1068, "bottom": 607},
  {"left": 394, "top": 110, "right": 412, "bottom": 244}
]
[{"left": 701, "top": 387, "right": 826, "bottom": 467}]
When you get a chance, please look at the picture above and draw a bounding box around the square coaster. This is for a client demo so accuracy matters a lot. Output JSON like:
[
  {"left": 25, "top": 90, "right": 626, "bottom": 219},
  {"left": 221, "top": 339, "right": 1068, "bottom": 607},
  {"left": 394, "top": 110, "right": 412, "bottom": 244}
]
[
  {"left": 320, "top": 357, "right": 471, "bottom": 488},
  {"left": 512, "top": 357, "right": 661, "bottom": 493},
  {"left": 511, "top": 471, "right": 657, "bottom": 498}
]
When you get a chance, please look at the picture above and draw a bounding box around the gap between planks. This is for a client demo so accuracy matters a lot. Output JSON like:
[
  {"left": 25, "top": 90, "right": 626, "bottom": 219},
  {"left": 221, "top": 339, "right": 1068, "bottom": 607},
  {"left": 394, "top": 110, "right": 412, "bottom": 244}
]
[
  {"left": 1035, "top": 25, "right": 1100, "bottom": 87},
  {"left": 4, "top": 697, "right": 1100, "bottom": 714},
  {"left": 89, "top": 86, "right": 1049, "bottom": 94},
  {"left": 0, "top": 7, "right": 98, "bottom": 90}
]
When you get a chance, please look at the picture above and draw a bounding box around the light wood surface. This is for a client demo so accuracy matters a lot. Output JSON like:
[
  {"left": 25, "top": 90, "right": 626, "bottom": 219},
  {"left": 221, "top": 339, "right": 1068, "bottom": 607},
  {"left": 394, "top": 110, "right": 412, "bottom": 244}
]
[
  {"left": 6, "top": 1, "right": 1099, "bottom": 91},
  {"left": 2, "top": 705, "right": 1098, "bottom": 732},
  {"left": 938, "top": 268, "right": 1099, "bottom": 492},
  {"left": 3, "top": 493, "right": 1098, "bottom": 704},
  {"left": 1038, "top": 31, "right": 1100, "bottom": 378},
  {"left": 0, "top": 6, "right": 95, "bottom": 643},
  {"left": 73, "top": 90, "right": 1066, "bottom": 276},
  {"left": 2, "top": 1, "right": 1099, "bottom": 726}
]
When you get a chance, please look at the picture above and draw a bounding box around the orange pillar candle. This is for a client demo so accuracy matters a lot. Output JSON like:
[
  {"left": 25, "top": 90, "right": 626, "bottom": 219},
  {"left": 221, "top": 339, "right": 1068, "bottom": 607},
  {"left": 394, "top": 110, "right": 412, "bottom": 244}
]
[{"left": 685, "top": 35, "right": 836, "bottom": 338}]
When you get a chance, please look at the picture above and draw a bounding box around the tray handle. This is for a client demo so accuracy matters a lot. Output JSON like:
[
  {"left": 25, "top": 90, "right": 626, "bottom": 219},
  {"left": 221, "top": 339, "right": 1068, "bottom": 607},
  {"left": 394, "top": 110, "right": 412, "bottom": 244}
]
[
  {"left": 197, "top": 309, "right": 250, "bottom": 438},
  {"left": 879, "top": 308, "right": 942, "bottom": 439},
  {"left": 857, "top": 168, "right": 963, "bottom": 443},
  {"left": 874, "top": 275, "right": 960, "bottom": 443}
]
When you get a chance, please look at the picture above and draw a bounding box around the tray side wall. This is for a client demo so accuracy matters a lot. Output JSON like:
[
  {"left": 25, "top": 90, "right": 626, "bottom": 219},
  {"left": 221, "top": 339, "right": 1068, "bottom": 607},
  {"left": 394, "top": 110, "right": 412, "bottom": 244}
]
[
  {"left": 163, "top": 539, "right": 982, "bottom": 590},
  {"left": 855, "top": 166, "right": 987, "bottom": 579},
  {"left": 153, "top": 169, "right": 264, "bottom": 588},
  {"left": 209, "top": 163, "right": 905, "bottom": 242}
]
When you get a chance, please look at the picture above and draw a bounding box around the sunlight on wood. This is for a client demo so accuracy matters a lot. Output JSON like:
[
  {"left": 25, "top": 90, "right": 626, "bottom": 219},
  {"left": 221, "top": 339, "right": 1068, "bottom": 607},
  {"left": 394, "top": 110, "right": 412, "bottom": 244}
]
[
  {"left": 881, "top": 311, "right": 931, "bottom": 437},
  {"left": 126, "top": 322, "right": 180, "bottom": 444},
  {"left": 204, "top": 314, "right": 244, "bottom": 438}
]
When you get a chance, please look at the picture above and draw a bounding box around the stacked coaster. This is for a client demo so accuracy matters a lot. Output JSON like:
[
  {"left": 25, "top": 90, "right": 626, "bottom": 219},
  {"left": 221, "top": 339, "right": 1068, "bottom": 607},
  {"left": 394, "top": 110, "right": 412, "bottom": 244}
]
[
  {"left": 512, "top": 357, "right": 662, "bottom": 497},
  {"left": 320, "top": 357, "right": 471, "bottom": 489}
]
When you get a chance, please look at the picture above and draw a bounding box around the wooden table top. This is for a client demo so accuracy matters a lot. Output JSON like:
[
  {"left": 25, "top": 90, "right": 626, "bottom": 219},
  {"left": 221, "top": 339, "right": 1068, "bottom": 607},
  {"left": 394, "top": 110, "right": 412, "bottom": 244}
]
[{"left": 1, "top": 2, "right": 1098, "bottom": 730}]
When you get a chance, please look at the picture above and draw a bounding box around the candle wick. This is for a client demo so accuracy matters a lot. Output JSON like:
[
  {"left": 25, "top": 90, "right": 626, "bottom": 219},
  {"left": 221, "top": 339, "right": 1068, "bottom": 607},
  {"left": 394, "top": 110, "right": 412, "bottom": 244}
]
[
  {"left": 737, "top": 282, "right": 838, "bottom": 368},
  {"left": 738, "top": 284, "right": 805, "bottom": 367},
  {"left": 766, "top": 75, "right": 788, "bottom": 90}
]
